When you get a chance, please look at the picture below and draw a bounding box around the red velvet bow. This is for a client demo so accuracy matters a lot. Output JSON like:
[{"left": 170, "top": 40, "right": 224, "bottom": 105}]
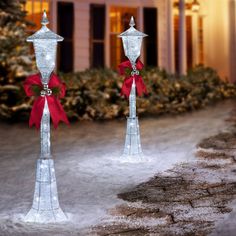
[
  {"left": 23, "top": 73, "right": 69, "bottom": 129},
  {"left": 118, "top": 60, "right": 147, "bottom": 98}
]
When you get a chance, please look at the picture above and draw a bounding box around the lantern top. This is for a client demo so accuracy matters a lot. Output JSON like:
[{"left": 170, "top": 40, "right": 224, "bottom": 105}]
[
  {"left": 27, "top": 10, "right": 63, "bottom": 42},
  {"left": 118, "top": 16, "right": 148, "bottom": 38}
]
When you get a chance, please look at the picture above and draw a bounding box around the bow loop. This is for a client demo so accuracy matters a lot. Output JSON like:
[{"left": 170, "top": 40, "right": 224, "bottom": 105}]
[
  {"left": 24, "top": 73, "right": 42, "bottom": 97},
  {"left": 48, "top": 74, "right": 67, "bottom": 98}
]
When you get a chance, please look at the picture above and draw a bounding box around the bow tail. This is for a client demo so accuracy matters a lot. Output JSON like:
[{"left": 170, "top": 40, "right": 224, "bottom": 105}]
[
  {"left": 121, "top": 83, "right": 131, "bottom": 98},
  {"left": 47, "top": 96, "right": 69, "bottom": 129},
  {"left": 135, "top": 75, "right": 147, "bottom": 97},
  {"left": 121, "top": 76, "right": 134, "bottom": 98},
  {"left": 29, "top": 97, "right": 45, "bottom": 129}
]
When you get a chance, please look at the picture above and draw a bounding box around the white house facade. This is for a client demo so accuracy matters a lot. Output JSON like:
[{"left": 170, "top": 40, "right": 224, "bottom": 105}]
[{"left": 24, "top": 0, "right": 236, "bottom": 82}]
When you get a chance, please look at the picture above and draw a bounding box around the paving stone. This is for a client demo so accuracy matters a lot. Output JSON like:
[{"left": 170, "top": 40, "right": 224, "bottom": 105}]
[
  {"left": 109, "top": 204, "right": 161, "bottom": 219},
  {"left": 196, "top": 150, "right": 234, "bottom": 163},
  {"left": 191, "top": 195, "right": 232, "bottom": 208},
  {"left": 94, "top": 224, "right": 150, "bottom": 236},
  {"left": 173, "top": 206, "right": 222, "bottom": 222},
  {"left": 197, "top": 132, "right": 236, "bottom": 150},
  {"left": 208, "top": 183, "right": 236, "bottom": 195}
]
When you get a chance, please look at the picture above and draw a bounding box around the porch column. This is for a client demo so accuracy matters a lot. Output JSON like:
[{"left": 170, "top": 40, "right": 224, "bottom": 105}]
[
  {"left": 178, "top": 0, "right": 187, "bottom": 75},
  {"left": 167, "top": 0, "right": 175, "bottom": 73}
]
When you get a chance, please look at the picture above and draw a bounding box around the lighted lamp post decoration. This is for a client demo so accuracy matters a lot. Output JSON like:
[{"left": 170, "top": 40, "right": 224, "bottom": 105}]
[
  {"left": 23, "top": 11, "right": 69, "bottom": 223},
  {"left": 118, "top": 17, "right": 148, "bottom": 160}
]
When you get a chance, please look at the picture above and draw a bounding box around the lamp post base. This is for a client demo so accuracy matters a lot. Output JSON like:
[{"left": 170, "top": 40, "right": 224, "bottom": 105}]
[
  {"left": 122, "top": 117, "right": 143, "bottom": 159},
  {"left": 25, "top": 159, "right": 67, "bottom": 223}
]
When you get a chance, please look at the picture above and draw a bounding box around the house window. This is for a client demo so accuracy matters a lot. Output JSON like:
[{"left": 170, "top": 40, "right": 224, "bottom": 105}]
[
  {"left": 90, "top": 4, "right": 106, "bottom": 68},
  {"left": 198, "top": 17, "right": 204, "bottom": 65},
  {"left": 23, "top": 0, "right": 50, "bottom": 31},
  {"left": 57, "top": 2, "right": 74, "bottom": 73},
  {"left": 109, "top": 6, "right": 137, "bottom": 69},
  {"left": 174, "top": 12, "right": 204, "bottom": 73},
  {"left": 186, "top": 16, "right": 193, "bottom": 69},
  {"left": 143, "top": 7, "right": 158, "bottom": 67}
]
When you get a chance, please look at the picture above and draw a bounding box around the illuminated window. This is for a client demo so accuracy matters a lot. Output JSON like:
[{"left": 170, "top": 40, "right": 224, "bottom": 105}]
[
  {"left": 198, "top": 17, "right": 204, "bottom": 64},
  {"left": 186, "top": 16, "right": 193, "bottom": 69},
  {"left": 23, "top": 0, "right": 50, "bottom": 31},
  {"left": 174, "top": 15, "right": 193, "bottom": 72},
  {"left": 110, "top": 6, "right": 137, "bottom": 69}
]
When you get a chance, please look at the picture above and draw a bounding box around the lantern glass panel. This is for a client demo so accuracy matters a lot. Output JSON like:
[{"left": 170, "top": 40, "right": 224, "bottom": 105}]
[
  {"left": 122, "top": 36, "right": 142, "bottom": 64},
  {"left": 33, "top": 39, "right": 57, "bottom": 84}
]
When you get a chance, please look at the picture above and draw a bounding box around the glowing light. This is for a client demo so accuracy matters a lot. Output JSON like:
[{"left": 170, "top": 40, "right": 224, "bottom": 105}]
[
  {"left": 192, "top": 0, "right": 200, "bottom": 12},
  {"left": 45, "top": 54, "right": 51, "bottom": 61}
]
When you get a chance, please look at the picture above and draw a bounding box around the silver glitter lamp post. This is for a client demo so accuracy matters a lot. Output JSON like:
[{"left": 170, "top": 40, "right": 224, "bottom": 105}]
[
  {"left": 24, "top": 11, "right": 67, "bottom": 223},
  {"left": 119, "top": 17, "right": 147, "bottom": 160}
]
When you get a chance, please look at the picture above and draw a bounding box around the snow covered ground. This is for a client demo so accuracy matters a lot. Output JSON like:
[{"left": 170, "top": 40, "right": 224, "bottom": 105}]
[{"left": 0, "top": 101, "right": 233, "bottom": 235}]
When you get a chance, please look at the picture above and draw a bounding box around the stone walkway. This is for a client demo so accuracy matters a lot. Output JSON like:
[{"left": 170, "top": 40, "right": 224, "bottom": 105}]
[{"left": 93, "top": 107, "right": 236, "bottom": 235}]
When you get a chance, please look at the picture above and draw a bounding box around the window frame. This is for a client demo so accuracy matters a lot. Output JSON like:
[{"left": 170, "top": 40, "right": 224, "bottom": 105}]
[{"left": 90, "top": 4, "right": 106, "bottom": 68}]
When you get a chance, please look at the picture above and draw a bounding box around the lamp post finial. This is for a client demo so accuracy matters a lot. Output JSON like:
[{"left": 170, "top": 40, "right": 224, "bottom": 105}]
[
  {"left": 129, "top": 16, "right": 135, "bottom": 27},
  {"left": 41, "top": 10, "right": 49, "bottom": 26}
]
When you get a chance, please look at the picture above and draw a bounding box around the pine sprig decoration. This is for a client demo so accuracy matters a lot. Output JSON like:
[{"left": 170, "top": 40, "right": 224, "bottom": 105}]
[{"left": 30, "top": 85, "right": 61, "bottom": 97}]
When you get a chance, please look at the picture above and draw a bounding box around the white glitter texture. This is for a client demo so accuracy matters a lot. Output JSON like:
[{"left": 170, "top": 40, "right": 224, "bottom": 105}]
[
  {"left": 24, "top": 11, "right": 67, "bottom": 223},
  {"left": 119, "top": 17, "right": 147, "bottom": 160}
]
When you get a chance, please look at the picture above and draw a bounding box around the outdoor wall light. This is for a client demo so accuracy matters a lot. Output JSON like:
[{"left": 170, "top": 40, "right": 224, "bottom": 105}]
[
  {"left": 192, "top": 0, "right": 200, "bottom": 12},
  {"left": 173, "top": 0, "right": 200, "bottom": 12}
]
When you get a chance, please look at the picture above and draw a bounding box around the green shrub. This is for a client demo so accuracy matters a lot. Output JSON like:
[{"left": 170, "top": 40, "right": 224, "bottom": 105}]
[
  {"left": 61, "top": 65, "right": 236, "bottom": 120},
  {"left": 1, "top": 66, "right": 236, "bottom": 122}
]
